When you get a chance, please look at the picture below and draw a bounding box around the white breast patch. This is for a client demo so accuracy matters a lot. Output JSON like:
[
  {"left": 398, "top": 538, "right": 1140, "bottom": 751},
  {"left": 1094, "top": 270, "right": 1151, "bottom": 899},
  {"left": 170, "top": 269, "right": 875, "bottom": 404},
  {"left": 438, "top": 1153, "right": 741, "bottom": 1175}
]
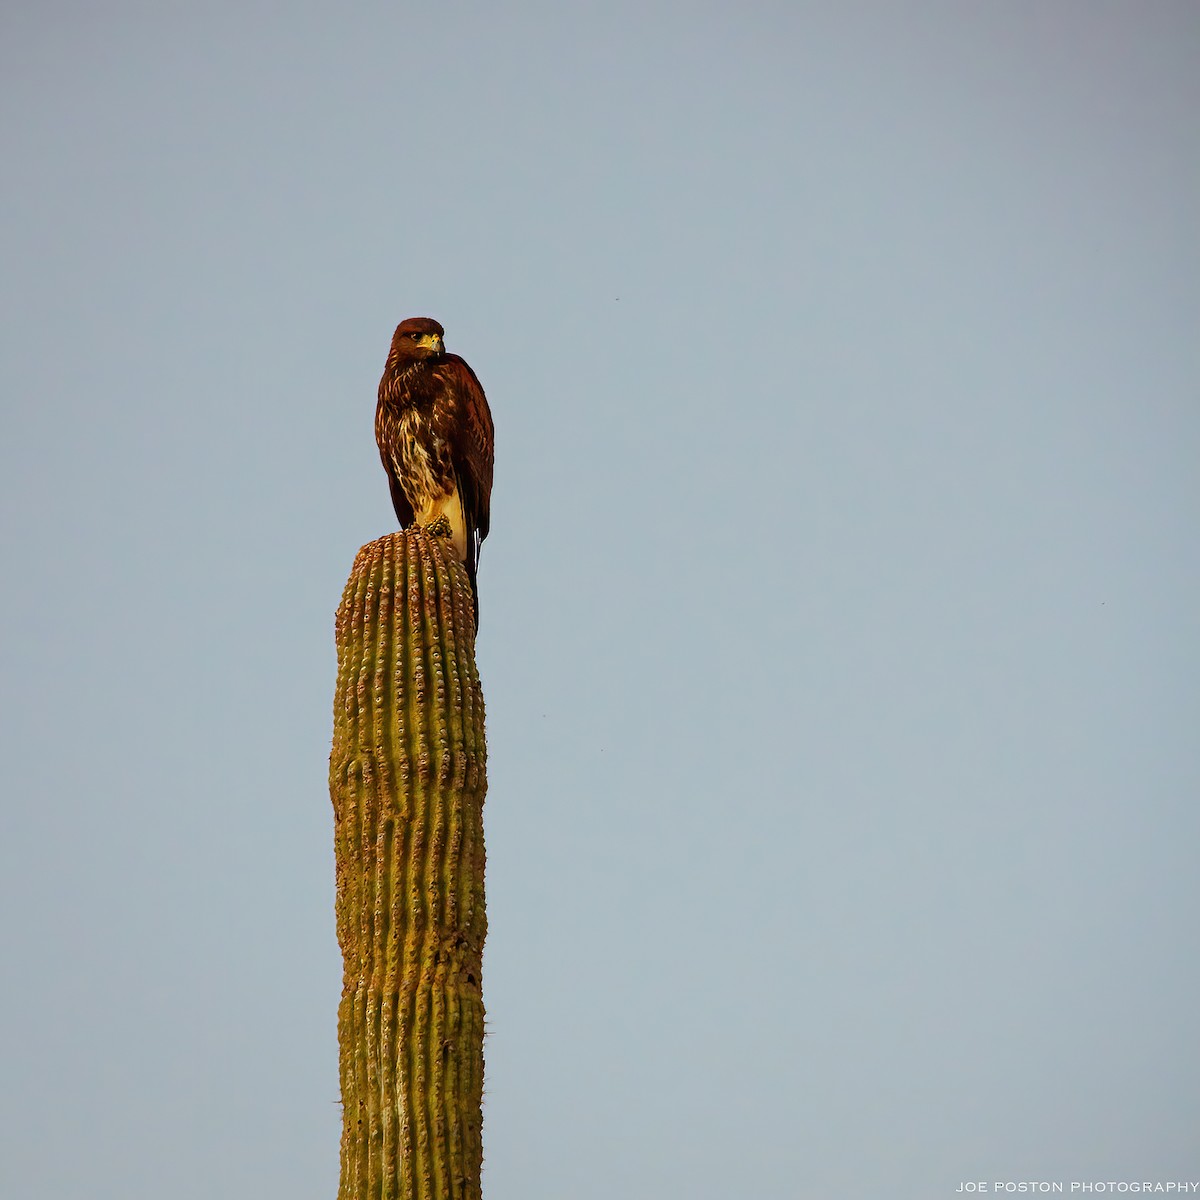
[{"left": 395, "top": 411, "right": 467, "bottom": 560}]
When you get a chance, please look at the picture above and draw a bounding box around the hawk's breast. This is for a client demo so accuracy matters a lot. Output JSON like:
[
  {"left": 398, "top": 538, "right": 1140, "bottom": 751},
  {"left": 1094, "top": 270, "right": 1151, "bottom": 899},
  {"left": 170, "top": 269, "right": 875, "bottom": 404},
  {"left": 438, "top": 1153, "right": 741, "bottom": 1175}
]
[{"left": 395, "top": 409, "right": 453, "bottom": 509}]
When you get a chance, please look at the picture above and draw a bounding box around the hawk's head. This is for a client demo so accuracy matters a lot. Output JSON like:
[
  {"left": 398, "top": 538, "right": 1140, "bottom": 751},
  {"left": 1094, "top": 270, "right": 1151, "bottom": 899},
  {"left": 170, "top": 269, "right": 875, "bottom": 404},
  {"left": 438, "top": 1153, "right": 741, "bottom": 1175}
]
[{"left": 389, "top": 317, "right": 445, "bottom": 364}]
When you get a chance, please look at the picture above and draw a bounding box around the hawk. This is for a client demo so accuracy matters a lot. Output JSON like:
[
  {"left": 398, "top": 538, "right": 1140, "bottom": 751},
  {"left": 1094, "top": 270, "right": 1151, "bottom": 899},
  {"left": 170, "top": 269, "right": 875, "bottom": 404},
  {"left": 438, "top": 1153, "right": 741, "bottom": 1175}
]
[{"left": 375, "top": 317, "right": 495, "bottom": 628}]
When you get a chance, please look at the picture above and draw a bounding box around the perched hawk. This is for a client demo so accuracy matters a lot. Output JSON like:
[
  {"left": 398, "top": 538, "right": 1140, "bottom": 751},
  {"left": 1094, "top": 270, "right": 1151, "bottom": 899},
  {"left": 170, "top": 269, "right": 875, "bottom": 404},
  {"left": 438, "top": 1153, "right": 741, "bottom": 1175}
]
[{"left": 375, "top": 317, "right": 495, "bottom": 628}]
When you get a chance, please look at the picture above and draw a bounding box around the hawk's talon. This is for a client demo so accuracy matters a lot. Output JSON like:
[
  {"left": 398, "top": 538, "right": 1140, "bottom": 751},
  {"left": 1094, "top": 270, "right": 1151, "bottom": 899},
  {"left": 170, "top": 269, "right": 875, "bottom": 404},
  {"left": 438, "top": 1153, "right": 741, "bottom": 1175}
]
[{"left": 423, "top": 516, "right": 453, "bottom": 539}]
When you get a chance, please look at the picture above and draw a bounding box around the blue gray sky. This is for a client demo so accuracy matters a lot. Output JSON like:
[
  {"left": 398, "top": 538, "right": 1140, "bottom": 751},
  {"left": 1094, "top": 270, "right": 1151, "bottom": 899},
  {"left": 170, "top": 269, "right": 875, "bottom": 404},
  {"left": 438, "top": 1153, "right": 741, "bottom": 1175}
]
[{"left": 2, "top": 3, "right": 1197, "bottom": 1198}]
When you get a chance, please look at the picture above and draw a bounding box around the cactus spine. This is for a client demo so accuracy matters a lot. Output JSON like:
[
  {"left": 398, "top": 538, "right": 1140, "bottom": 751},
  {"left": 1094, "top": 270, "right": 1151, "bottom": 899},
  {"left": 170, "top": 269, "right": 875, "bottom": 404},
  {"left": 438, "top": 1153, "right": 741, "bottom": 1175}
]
[{"left": 329, "top": 528, "right": 487, "bottom": 1200}]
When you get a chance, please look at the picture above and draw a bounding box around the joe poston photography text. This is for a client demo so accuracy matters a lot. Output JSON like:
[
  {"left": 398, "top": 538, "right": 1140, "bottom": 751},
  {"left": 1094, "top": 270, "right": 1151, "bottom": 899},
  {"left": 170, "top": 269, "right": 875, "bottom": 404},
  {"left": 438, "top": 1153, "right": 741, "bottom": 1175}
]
[{"left": 956, "top": 1184, "right": 1200, "bottom": 1194}]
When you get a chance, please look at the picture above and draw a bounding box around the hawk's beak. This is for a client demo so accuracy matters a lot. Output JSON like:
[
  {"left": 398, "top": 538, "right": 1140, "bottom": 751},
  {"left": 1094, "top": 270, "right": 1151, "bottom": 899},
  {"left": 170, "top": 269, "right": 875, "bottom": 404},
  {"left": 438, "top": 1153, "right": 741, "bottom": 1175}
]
[
  {"left": 432, "top": 336, "right": 444, "bottom": 354},
  {"left": 418, "top": 334, "right": 444, "bottom": 354}
]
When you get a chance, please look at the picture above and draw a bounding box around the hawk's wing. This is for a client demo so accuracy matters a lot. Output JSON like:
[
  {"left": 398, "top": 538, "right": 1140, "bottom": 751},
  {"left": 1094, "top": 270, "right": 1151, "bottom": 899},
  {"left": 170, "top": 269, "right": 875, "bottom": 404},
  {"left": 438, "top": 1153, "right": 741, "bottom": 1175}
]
[
  {"left": 374, "top": 401, "right": 416, "bottom": 528},
  {"left": 437, "top": 354, "right": 494, "bottom": 568}
]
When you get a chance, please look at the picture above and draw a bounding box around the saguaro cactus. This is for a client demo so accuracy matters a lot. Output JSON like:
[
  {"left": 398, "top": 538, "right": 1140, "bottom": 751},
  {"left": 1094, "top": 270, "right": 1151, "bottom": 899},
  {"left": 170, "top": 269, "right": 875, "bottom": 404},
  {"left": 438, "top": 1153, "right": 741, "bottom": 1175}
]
[{"left": 329, "top": 528, "right": 488, "bottom": 1200}]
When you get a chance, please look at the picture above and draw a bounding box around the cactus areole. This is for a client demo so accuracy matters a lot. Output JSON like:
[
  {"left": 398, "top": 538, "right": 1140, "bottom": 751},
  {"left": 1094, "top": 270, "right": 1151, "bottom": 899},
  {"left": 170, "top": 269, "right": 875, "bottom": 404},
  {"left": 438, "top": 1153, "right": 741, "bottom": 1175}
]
[{"left": 329, "top": 528, "right": 487, "bottom": 1200}]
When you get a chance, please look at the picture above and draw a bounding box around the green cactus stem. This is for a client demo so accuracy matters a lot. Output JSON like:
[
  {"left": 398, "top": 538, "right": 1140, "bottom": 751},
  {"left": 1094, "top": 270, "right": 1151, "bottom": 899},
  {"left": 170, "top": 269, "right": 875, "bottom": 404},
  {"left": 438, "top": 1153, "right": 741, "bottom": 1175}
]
[{"left": 329, "top": 528, "right": 487, "bottom": 1200}]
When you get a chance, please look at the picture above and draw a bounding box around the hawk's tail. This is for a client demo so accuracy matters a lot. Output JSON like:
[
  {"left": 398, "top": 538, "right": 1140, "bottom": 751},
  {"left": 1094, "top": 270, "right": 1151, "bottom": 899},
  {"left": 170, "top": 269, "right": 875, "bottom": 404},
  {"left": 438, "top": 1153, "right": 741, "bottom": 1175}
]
[{"left": 465, "top": 551, "right": 480, "bottom": 632}]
